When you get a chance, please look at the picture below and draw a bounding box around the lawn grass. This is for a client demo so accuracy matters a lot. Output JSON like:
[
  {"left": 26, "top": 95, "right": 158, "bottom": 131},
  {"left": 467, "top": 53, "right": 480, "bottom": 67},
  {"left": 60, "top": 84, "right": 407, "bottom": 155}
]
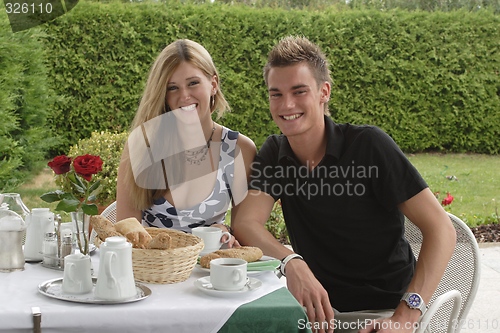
[
  {"left": 407, "top": 153, "right": 500, "bottom": 226},
  {"left": 8, "top": 153, "right": 500, "bottom": 227},
  {"left": 13, "top": 167, "right": 60, "bottom": 216}
]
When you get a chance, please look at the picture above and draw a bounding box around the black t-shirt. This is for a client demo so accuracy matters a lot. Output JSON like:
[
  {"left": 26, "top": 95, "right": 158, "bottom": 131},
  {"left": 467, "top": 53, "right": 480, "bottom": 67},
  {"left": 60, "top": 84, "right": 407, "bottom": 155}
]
[{"left": 249, "top": 116, "right": 428, "bottom": 311}]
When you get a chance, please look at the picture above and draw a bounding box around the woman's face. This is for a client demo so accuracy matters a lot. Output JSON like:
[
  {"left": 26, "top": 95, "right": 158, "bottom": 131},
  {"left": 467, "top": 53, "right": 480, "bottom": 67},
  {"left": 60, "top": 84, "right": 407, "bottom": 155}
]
[{"left": 166, "top": 61, "right": 217, "bottom": 125}]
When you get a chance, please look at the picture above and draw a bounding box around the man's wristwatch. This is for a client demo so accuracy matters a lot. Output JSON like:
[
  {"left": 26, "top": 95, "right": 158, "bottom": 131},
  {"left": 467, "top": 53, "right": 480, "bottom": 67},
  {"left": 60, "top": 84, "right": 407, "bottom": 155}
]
[{"left": 401, "top": 292, "right": 427, "bottom": 316}]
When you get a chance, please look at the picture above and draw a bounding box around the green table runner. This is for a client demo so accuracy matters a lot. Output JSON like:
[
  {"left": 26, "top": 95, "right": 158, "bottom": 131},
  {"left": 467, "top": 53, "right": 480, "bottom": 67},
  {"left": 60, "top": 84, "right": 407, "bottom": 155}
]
[{"left": 219, "top": 287, "right": 313, "bottom": 333}]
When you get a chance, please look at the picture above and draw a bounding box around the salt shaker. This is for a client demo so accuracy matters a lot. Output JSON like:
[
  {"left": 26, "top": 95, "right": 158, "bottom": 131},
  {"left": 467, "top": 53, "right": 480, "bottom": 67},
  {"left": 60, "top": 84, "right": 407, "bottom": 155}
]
[{"left": 43, "top": 232, "right": 58, "bottom": 266}]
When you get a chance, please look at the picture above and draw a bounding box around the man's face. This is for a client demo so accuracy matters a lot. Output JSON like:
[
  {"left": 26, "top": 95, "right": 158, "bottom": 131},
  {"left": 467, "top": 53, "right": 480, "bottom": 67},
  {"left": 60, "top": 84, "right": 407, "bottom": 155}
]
[{"left": 267, "top": 63, "right": 330, "bottom": 139}]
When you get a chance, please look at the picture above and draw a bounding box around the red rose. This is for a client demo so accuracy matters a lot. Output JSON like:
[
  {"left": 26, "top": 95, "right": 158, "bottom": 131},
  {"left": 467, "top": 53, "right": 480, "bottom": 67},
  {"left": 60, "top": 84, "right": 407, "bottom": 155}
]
[
  {"left": 441, "top": 192, "right": 454, "bottom": 206},
  {"left": 73, "top": 154, "right": 103, "bottom": 181},
  {"left": 48, "top": 155, "right": 72, "bottom": 175}
]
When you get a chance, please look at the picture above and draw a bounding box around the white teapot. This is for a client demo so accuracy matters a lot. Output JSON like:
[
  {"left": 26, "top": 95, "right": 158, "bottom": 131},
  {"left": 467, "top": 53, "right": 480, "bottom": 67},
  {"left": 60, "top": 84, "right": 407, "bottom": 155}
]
[{"left": 95, "top": 236, "right": 136, "bottom": 300}]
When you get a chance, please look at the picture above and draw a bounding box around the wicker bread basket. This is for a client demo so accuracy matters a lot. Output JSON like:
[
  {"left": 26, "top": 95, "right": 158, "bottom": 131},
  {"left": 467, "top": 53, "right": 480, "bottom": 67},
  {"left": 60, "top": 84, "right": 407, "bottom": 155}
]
[
  {"left": 132, "top": 228, "right": 204, "bottom": 284},
  {"left": 95, "top": 227, "right": 204, "bottom": 284}
]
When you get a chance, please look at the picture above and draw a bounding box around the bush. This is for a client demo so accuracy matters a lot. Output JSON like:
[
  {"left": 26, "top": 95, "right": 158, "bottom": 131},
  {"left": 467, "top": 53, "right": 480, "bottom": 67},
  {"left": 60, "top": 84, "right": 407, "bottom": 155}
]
[
  {"left": 265, "top": 200, "right": 289, "bottom": 244},
  {"left": 0, "top": 12, "right": 59, "bottom": 190},
  {"left": 67, "top": 131, "right": 128, "bottom": 206}
]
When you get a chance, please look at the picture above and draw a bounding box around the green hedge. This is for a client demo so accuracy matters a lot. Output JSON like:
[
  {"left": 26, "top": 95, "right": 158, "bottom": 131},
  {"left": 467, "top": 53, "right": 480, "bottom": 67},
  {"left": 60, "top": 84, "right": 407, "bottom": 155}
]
[
  {"left": 325, "top": 10, "right": 500, "bottom": 153},
  {"left": 41, "top": 2, "right": 499, "bottom": 153},
  {"left": 2, "top": 2, "right": 499, "bottom": 159},
  {"left": 0, "top": 13, "right": 58, "bottom": 190}
]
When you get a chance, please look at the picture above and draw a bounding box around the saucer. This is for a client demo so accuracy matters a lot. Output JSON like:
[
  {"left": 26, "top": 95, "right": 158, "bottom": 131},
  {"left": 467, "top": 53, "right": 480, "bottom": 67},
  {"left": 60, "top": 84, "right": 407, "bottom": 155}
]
[{"left": 194, "top": 276, "right": 262, "bottom": 297}]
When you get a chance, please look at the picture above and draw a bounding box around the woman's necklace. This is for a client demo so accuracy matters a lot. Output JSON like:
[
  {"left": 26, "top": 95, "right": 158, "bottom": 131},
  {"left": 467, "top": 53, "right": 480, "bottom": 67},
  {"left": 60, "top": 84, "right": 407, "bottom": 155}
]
[{"left": 185, "top": 123, "right": 216, "bottom": 165}]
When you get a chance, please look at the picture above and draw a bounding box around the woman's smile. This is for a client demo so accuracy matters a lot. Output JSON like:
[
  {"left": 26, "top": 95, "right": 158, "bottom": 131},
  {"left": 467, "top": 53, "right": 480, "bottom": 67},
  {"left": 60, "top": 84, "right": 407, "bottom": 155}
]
[{"left": 179, "top": 104, "right": 198, "bottom": 112}]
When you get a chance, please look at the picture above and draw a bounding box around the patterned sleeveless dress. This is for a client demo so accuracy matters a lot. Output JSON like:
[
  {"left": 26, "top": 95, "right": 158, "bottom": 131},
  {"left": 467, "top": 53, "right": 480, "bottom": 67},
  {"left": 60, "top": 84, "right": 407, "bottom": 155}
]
[{"left": 141, "top": 127, "right": 239, "bottom": 233}]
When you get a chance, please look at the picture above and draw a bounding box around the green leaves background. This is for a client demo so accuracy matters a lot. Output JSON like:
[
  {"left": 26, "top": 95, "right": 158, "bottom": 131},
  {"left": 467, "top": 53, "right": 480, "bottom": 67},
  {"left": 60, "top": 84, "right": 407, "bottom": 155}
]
[{"left": 1, "top": 2, "right": 499, "bottom": 192}]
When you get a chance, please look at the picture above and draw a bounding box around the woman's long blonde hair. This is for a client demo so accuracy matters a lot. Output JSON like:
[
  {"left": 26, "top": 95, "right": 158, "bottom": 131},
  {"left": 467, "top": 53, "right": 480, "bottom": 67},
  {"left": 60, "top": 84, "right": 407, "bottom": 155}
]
[{"left": 124, "top": 39, "right": 230, "bottom": 210}]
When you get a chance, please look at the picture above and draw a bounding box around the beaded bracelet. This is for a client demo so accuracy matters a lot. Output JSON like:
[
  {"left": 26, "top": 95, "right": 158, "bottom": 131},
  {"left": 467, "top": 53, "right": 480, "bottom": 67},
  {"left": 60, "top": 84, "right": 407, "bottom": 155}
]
[{"left": 223, "top": 223, "right": 233, "bottom": 234}]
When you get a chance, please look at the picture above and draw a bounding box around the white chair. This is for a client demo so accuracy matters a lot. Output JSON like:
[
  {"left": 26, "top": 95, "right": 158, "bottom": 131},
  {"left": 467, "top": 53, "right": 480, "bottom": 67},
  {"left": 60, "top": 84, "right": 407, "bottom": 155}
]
[
  {"left": 100, "top": 201, "right": 117, "bottom": 223},
  {"left": 89, "top": 201, "right": 117, "bottom": 245},
  {"left": 405, "top": 213, "right": 481, "bottom": 333}
]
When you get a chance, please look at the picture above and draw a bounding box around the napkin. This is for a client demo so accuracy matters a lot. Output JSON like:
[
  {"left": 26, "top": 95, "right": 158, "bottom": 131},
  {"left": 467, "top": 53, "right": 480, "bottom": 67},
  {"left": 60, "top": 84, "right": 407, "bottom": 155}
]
[{"left": 246, "top": 259, "right": 281, "bottom": 271}]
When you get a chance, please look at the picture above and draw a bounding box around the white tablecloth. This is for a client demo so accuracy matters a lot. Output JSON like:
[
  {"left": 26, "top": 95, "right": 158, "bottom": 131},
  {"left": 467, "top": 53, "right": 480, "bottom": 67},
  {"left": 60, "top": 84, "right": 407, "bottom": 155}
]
[{"left": 0, "top": 252, "right": 285, "bottom": 333}]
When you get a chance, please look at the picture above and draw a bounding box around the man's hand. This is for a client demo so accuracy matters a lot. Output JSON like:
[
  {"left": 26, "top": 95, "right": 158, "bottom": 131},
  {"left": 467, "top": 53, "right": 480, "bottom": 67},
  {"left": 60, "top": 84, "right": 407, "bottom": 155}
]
[
  {"left": 359, "top": 306, "right": 420, "bottom": 333},
  {"left": 285, "top": 259, "right": 335, "bottom": 333}
]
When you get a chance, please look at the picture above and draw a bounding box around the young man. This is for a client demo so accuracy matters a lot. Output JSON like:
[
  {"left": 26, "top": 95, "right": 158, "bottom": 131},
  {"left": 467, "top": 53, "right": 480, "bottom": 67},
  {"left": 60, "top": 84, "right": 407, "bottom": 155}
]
[{"left": 232, "top": 36, "right": 456, "bottom": 333}]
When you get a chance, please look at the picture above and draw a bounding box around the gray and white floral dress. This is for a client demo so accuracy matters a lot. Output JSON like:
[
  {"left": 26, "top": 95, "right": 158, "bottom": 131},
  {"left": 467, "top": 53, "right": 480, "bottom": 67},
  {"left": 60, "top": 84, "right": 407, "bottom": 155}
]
[{"left": 141, "top": 127, "right": 238, "bottom": 233}]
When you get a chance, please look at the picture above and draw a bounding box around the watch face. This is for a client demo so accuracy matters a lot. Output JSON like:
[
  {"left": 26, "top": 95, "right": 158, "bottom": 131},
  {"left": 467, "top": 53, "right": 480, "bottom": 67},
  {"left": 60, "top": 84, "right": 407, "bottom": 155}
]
[{"left": 408, "top": 294, "right": 422, "bottom": 307}]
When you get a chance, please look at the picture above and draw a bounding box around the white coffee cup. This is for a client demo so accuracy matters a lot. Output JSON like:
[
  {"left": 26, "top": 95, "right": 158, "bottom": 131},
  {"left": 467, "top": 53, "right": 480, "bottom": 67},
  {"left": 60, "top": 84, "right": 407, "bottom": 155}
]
[
  {"left": 192, "top": 227, "right": 231, "bottom": 256},
  {"left": 62, "top": 253, "right": 93, "bottom": 294},
  {"left": 94, "top": 236, "right": 136, "bottom": 301},
  {"left": 210, "top": 258, "right": 248, "bottom": 291}
]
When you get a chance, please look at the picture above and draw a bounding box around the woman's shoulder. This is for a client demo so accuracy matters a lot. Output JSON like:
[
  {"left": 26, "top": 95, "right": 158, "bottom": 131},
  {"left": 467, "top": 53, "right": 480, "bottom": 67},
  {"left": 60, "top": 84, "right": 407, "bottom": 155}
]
[
  {"left": 236, "top": 133, "right": 256, "bottom": 153},
  {"left": 222, "top": 126, "right": 256, "bottom": 155}
]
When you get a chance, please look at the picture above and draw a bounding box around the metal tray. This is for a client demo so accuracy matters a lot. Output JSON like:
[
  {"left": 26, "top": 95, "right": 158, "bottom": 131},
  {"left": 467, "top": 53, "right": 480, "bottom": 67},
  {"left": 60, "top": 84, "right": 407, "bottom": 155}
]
[{"left": 38, "top": 277, "right": 151, "bottom": 304}]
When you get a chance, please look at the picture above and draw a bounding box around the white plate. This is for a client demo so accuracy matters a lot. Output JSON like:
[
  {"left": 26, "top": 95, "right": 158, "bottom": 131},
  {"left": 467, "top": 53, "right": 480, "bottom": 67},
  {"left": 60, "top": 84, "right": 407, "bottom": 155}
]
[
  {"left": 194, "top": 276, "right": 262, "bottom": 297},
  {"left": 260, "top": 255, "right": 277, "bottom": 262},
  {"left": 38, "top": 277, "right": 151, "bottom": 304}
]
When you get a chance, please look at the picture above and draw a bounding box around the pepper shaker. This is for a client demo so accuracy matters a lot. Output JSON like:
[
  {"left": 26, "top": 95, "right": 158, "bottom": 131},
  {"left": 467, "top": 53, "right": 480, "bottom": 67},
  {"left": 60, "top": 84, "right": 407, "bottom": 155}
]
[{"left": 60, "top": 235, "right": 74, "bottom": 268}]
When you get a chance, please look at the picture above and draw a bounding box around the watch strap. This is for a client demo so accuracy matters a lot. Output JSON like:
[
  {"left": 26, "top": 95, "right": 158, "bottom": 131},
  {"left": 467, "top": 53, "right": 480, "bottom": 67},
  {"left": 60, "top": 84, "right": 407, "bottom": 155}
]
[{"left": 401, "top": 292, "right": 427, "bottom": 316}]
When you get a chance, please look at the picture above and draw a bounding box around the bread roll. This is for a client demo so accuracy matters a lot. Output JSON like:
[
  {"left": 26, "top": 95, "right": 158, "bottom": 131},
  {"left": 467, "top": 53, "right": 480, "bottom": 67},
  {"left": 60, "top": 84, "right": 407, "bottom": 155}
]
[
  {"left": 114, "top": 217, "right": 152, "bottom": 249},
  {"left": 199, "top": 246, "right": 263, "bottom": 268},
  {"left": 90, "top": 215, "right": 122, "bottom": 241},
  {"left": 147, "top": 231, "right": 172, "bottom": 250}
]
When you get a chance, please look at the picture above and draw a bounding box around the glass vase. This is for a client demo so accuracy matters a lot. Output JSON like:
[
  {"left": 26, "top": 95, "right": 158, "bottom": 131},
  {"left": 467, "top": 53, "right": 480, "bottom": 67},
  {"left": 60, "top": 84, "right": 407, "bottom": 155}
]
[{"left": 70, "top": 210, "right": 90, "bottom": 256}]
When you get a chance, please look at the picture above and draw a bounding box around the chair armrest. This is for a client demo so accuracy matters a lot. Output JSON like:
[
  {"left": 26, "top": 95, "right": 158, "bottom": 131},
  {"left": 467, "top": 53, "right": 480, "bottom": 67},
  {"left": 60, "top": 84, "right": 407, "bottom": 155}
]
[{"left": 415, "top": 290, "right": 462, "bottom": 333}]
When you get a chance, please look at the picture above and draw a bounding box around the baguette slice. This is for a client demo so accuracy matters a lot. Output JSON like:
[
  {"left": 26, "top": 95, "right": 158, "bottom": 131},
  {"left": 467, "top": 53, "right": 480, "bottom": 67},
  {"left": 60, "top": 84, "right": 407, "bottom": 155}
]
[
  {"left": 146, "top": 231, "right": 172, "bottom": 250},
  {"left": 114, "top": 217, "right": 152, "bottom": 249},
  {"left": 90, "top": 215, "right": 122, "bottom": 242}
]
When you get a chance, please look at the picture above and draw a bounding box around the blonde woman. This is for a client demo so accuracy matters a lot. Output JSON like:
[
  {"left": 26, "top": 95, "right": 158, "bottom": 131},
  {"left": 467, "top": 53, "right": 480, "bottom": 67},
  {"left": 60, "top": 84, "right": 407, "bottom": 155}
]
[{"left": 116, "top": 39, "right": 256, "bottom": 248}]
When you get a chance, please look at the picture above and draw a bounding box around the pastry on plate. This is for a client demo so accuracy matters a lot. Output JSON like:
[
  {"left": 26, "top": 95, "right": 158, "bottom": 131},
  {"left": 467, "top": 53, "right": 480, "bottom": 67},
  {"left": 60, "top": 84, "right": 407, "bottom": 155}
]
[{"left": 199, "top": 246, "right": 263, "bottom": 268}]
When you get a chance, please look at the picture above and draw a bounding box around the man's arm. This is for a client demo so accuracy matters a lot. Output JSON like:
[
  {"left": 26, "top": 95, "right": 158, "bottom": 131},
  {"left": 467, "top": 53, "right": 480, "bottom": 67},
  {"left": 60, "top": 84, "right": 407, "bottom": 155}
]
[
  {"left": 232, "top": 190, "right": 335, "bottom": 333},
  {"left": 360, "top": 188, "right": 456, "bottom": 332},
  {"left": 232, "top": 190, "right": 290, "bottom": 259}
]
